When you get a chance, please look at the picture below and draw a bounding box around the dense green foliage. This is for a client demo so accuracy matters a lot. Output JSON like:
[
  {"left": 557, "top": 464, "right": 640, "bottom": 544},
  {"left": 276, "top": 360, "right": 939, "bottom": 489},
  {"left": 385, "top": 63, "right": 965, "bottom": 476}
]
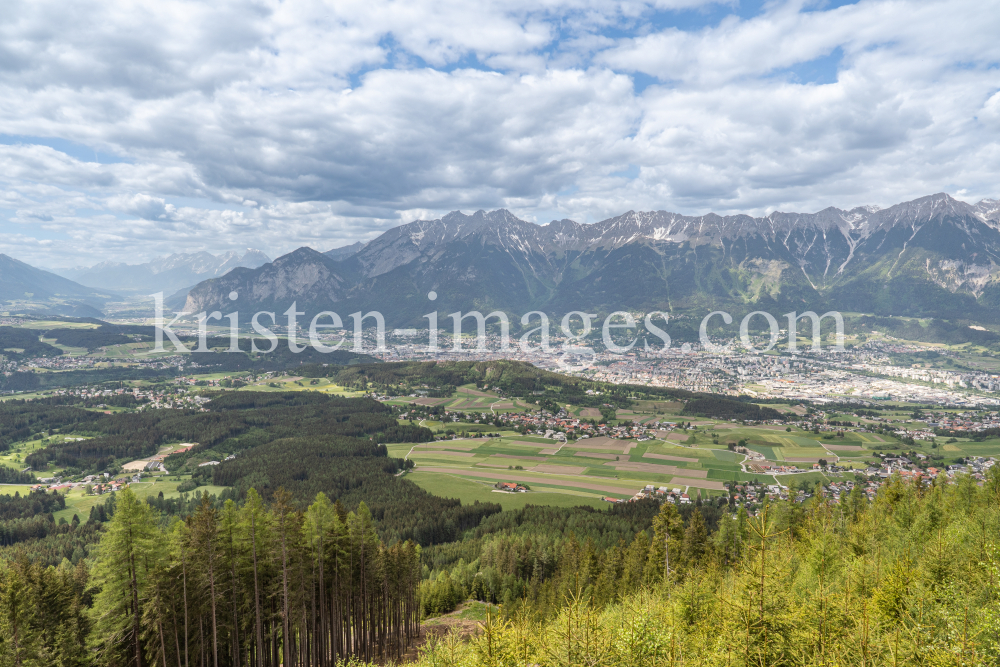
[
  {"left": 417, "top": 500, "right": 732, "bottom": 616},
  {"left": 0, "top": 491, "right": 102, "bottom": 566},
  {"left": 0, "top": 326, "right": 62, "bottom": 359},
  {"left": 302, "top": 360, "right": 705, "bottom": 410},
  {"left": 13, "top": 447, "right": 998, "bottom": 665},
  {"left": 0, "top": 371, "right": 43, "bottom": 392},
  {"left": 23, "top": 392, "right": 428, "bottom": 472},
  {"left": 12, "top": 392, "right": 500, "bottom": 550},
  {"left": 411, "top": 472, "right": 1000, "bottom": 666},
  {"left": 0, "top": 553, "right": 91, "bottom": 665},
  {"left": 0, "top": 465, "right": 35, "bottom": 484},
  {"left": 47, "top": 326, "right": 142, "bottom": 349},
  {"left": 0, "top": 402, "right": 103, "bottom": 452},
  {"left": 213, "top": 437, "right": 498, "bottom": 547},
  {"left": 88, "top": 488, "right": 421, "bottom": 667},
  {"left": 681, "top": 396, "right": 786, "bottom": 421},
  {"left": 0, "top": 490, "right": 65, "bottom": 521}
]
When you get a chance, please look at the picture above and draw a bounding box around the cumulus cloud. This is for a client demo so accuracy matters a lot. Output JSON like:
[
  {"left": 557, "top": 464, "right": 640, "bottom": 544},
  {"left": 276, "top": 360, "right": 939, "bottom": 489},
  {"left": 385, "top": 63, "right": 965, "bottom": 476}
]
[
  {"left": 107, "top": 194, "right": 175, "bottom": 220},
  {"left": 0, "top": 0, "right": 996, "bottom": 267}
]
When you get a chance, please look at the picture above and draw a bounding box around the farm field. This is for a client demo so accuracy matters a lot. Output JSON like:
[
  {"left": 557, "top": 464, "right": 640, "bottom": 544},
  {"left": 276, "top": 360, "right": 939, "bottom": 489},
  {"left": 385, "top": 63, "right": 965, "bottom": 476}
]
[
  {"left": 388, "top": 397, "right": 1000, "bottom": 507},
  {"left": 52, "top": 474, "right": 229, "bottom": 524},
  {"left": 390, "top": 431, "right": 778, "bottom": 504},
  {"left": 404, "top": 471, "right": 609, "bottom": 510}
]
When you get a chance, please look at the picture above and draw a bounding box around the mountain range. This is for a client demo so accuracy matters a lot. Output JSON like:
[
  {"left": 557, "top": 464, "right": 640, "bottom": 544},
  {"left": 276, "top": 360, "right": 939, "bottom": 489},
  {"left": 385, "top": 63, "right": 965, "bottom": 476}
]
[
  {"left": 57, "top": 249, "right": 271, "bottom": 296},
  {"left": 6, "top": 193, "right": 996, "bottom": 328},
  {"left": 177, "top": 193, "right": 1000, "bottom": 328},
  {"left": 0, "top": 254, "right": 116, "bottom": 317}
]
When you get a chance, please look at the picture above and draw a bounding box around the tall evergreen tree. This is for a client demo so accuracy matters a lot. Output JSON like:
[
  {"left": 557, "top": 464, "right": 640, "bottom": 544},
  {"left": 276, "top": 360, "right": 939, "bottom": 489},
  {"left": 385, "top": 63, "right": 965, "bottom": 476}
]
[{"left": 91, "top": 488, "right": 160, "bottom": 667}]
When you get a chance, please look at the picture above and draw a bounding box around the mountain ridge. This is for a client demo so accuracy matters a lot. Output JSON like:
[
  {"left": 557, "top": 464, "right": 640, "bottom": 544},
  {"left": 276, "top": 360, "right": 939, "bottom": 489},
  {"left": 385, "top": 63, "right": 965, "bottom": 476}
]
[
  {"left": 0, "top": 254, "right": 118, "bottom": 316},
  {"left": 181, "top": 193, "right": 1000, "bottom": 326}
]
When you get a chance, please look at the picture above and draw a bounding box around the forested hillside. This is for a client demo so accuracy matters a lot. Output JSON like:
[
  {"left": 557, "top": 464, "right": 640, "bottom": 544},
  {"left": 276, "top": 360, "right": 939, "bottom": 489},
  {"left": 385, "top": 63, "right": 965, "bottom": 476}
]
[
  {"left": 24, "top": 393, "right": 427, "bottom": 471},
  {"left": 0, "top": 326, "right": 62, "bottom": 359},
  {"left": 3, "top": 386, "right": 998, "bottom": 664},
  {"left": 0, "top": 489, "right": 106, "bottom": 565},
  {"left": 5, "top": 488, "right": 424, "bottom": 666},
  {"left": 3, "top": 465, "right": 999, "bottom": 664},
  {"left": 412, "top": 473, "right": 1000, "bottom": 665},
  {"left": 12, "top": 392, "right": 500, "bottom": 548}
]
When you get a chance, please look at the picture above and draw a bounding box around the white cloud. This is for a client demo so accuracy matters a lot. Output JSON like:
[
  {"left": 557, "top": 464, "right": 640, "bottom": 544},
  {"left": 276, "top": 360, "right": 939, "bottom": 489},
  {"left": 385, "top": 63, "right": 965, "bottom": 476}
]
[
  {"left": 107, "top": 193, "right": 175, "bottom": 220},
  {"left": 0, "top": 0, "right": 996, "bottom": 268}
]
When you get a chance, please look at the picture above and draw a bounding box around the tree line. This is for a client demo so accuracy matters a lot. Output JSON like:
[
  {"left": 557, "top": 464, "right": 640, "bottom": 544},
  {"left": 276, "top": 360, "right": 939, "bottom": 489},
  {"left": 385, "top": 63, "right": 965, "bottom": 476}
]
[
  {"left": 23, "top": 393, "right": 430, "bottom": 472},
  {"left": 0, "top": 486, "right": 422, "bottom": 667},
  {"left": 211, "top": 436, "right": 499, "bottom": 546},
  {"left": 415, "top": 470, "right": 1000, "bottom": 665},
  {"left": 681, "top": 396, "right": 786, "bottom": 422}
]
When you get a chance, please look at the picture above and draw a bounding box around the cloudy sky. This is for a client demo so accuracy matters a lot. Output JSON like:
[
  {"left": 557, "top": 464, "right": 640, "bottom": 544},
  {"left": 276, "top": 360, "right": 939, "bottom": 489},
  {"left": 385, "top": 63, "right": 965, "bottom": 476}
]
[{"left": 1, "top": 0, "right": 998, "bottom": 268}]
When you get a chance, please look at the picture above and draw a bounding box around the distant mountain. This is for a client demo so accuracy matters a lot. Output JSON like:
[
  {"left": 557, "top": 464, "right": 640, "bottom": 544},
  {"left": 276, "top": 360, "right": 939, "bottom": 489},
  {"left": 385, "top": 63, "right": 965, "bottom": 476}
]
[
  {"left": 0, "top": 254, "right": 117, "bottom": 316},
  {"left": 59, "top": 249, "right": 271, "bottom": 295},
  {"left": 181, "top": 194, "right": 1000, "bottom": 326}
]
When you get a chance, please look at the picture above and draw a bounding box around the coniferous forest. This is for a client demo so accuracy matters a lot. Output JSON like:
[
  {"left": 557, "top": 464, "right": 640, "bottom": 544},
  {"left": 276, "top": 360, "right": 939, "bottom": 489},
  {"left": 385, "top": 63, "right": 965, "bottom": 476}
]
[{"left": 2, "top": 388, "right": 1000, "bottom": 664}]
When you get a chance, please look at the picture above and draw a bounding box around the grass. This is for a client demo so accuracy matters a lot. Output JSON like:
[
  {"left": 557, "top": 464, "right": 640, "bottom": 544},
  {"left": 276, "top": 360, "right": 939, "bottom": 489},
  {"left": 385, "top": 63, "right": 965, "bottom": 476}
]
[{"left": 405, "top": 472, "right": 610, "bottom": 510}]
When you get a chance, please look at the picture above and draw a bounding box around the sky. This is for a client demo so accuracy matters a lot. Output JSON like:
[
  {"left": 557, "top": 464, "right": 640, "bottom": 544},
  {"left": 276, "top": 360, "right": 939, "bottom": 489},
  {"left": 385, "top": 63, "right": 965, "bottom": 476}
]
[{"left": 0, "top": 0, "right": 998, "bottom": 268}]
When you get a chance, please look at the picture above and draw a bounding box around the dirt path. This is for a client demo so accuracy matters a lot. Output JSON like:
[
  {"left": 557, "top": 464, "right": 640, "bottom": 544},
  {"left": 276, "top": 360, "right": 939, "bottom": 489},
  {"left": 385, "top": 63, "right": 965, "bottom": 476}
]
[{"left": 400, "top": 603, "right": 485, "bottom": 662}]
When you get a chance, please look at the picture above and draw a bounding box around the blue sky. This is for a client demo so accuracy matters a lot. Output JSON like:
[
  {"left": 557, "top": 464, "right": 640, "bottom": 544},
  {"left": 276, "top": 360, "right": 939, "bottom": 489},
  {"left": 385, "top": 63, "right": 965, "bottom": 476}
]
[{"left": 0, "top": 0, "right": 997, "bottom": 267}]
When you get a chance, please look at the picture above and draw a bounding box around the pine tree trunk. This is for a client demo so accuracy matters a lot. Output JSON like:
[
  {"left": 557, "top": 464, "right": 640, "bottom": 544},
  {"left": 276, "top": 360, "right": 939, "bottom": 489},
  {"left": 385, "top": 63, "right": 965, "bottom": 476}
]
[
  {"left": 159, "top": 617, "right": 168, "bottom": 667},
  {"left": 279, "top": 518, "right": 291, "bottom": 667},
  {"left": 129, "top": 523, "right": 143, "bottom": 667},
  {"left": 251, "top": 514, "right": 262, "bottom": 667},
  {"left": 182, "top": 544, "right": 190, "bottom": 667},
  {"left": 208, "top": 566, "right": 219, "bottom": 667}
]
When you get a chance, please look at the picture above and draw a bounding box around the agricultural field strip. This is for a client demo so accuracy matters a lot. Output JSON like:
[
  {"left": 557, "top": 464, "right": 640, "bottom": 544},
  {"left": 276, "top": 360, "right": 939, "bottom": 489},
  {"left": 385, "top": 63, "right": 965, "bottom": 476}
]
[
  {"left": 413, "top": 434, "right": 768, "bottom": 483},
  {"left": 410, "top": 443, "right": 478, "bottom": 450},
  {"left": 642, "top": 452, "right": 700, "bottom": 463},
  {"left": 497, "top": 440, "right": 552, "bottom": 448},
  {"left": 415, "top": 467, "right": 656, "bottom": 495},
  {"left": 489, "top": 454, "right": 547, "bottom": 462},
  {"left": 570, "top": 442, "right": 628, "bottom": 451},
  {"left": 406, "top": 397, "right": 451, "bottom": 406},
  {"left": 416, "top": 464, "right": 727, "bottom": 492},
  {"left": 605, "top": 462, "right": 710, "bottom": 478},
  {"left": 530, "top": 464, "right": 587, "bottom": 475}
]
